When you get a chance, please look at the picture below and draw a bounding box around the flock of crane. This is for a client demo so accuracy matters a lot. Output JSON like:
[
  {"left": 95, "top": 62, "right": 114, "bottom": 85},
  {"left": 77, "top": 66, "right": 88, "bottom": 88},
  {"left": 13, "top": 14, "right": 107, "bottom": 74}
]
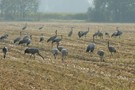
[{"left": 0, "top": 24, "right": 123, "bottom": 62}]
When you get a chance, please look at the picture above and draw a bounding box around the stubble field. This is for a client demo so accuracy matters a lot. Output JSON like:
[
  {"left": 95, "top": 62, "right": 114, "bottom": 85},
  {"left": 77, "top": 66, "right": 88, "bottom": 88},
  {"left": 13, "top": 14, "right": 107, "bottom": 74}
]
[{"left": 0, "top": 22, "right": 135, "bottom": 90}]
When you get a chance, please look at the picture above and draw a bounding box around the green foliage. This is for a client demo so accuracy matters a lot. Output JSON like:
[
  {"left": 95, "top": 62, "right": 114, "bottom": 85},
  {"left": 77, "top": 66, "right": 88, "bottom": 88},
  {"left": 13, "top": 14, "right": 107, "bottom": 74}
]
[
  {"left": 38, "top": 13, "right": 87, "bottom": 21},
  {"left": 0, "top": 0, "right": 39, "bottom": 21},
  {"left": 87, "top": 0, "right": 135, "bottom": 22}
]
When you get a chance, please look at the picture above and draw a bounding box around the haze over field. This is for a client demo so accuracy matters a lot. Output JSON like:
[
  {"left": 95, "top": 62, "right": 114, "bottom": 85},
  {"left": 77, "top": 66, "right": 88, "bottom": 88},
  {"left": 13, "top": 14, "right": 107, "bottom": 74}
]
[{"left": 39, "top": 0, "right": 93, "bottom": 13}]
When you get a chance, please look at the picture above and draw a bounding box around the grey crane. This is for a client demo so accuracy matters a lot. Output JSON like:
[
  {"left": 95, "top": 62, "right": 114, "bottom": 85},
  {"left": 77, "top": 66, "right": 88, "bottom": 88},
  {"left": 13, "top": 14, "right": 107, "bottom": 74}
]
[
  {"left": 78, "top": 31, "right": 84, "bottom": 38},
  {"left": 24, "top": 47, "right": 44, "bottom": 60},
  {"left": 23, "top": 34, "right": 32, "bottom": 40},
  {"left": 93, "top": 30, "right": 103, "bottom": 42},
  {"left": 61, "top": 48, "right": 68, "bottom": 62},
  {"left": 47, "top": 30, "right": 57, "bottom": 43},
  {"left": 86, "top": 43, "right": 96, "bottom": 53},
  {"left": 93, "top": 30, "right": 99, "bottom": 38},
  {"left": 98, "top": 32, "right": 103, "bottom": 39},
  {"left": 14, "top": 36, "right": 21, "bottom": 44},
  {"left": 0, "top": 34, "right": 8, "bottom": 40},
  {"left": 22, "top": 35, "right": 29, "bottom": 40},
  {"left": 82, "top": 27, "right": 90, "bottom": 38},
  {"left": 39, "top": 34, "right": 44, "bottom": 42},
  {"left": 2, "top": 47, "right": 8, "bottom": 58},
  {"left": 40, "top": 36, "right": 44, "bottom": 42},
  {"left": 78, "top": 27, "right": 89, "bottom": 38},
  {"left": 105, "top": 32, "right": 110, "bottom": 37},
  {"left": 19, "top": 38, "right": 31, "bottom": 46},
  {"left": 97, "top": 50, "right": 105, "bottom": 62},
  {"left": 68, "top": 27, "right": 74, "bottom": 37},
  {"left": 107, "top": 41, "right": 116, "bottom": 55},
  {"left": 52, "top": 35, "right": 63, "bottom": 47},
  {"left": 57, "top": 43, "right": 64, "bottom": 52},
  {"left": 51, "top": 48, "right": 59, "bottom": 59},
  {"left": 93, "top": 30, "right": 100, "bottom": 42},
  {"left": 22, "top": 23, "right": 27, "bottom": 30},
  {"left": 39, "top": 25, "right": 44, "bottom": 30},
  {"left": 51, "top": 43, "right": 65, "bottom": 59},
  {"left": 111, "top": 27, "right": 123, "bottom": 38}
]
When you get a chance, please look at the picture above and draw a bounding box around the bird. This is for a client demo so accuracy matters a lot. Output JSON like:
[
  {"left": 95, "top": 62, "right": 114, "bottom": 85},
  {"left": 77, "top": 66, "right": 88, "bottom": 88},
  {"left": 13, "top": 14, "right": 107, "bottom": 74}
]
[
  {"left": 68, "top": 27, "right": 73, "bottom": 37},
  {"left": 51, "top": 43, "right": 65, "bottom": 59},
  {"left": 93, "top": 30, "right": 100, "bottom": 38},
  {"left": 105, "top": 32, "right": 110, "bottom": 37},
  {"left": 39, "top": 34, "right": 44, "bottom": 42},
  {"left": 93, "top": 30, "right": 100, "bottom": 42},
  {"left": 78, "top": 27, "right": 89, "bottom": 38},
  {"left": 107, "top": 41, "right": 116, "bottom": 55},
  {"left": 97, "top": 50, "right": 105, "bottom": 62},
  {"left": 40, "top": 36, "right": 44, "bottom": 42},
  {"left": 78, "top": 31, "right": 84, "bottom": 38},
  {"left": 2, "top": 47, "right": 8, "bottom": 58},
  {"left": 111, "top": 27, "right": 123, "bottom": 38},
  {"left": 39, "top": 25, "right": 44, "bottom": 30},
  {"left": 51, "top": 48, "right": 59, "bottom": 59},
  {"left": 47, "top": 30, "right": 57, "bottom": 43},
  {"left": 22, "top": 23, "right": 27, "bottom": 30},
  {"left": 0, "top": 34, "right": 8, "bottom": 40},
  {"left": 22, "top": 34, "right": 32, "bottom": 40},
  {"left": 98, "top": 32, "right": 103, "bottom": 39},
  {"left": 93, "top": 30, "right": 104, "bottom": 42},
  {"left": 24, "top": 47, "right": 44, "bottom": 60},
  {"left": 20, "top": 31, "right": 22, "bottom": 36},
  {"left": 86, "top": 43, "right": 96, "bottom": 53},
  {"left": 19, "top": 38, "right": 31, "bottom": 46},
  {"left": 61, "top": 48, "right": 68, "bottom": 62},
  {"left": 14, "top": 36, "right": 21, "bottom": 44},
  {"left": 52, "top": 35, "right": 63, "bottom": 47},
  {"left": 56, "top": 43, "right": 64, "bottom": 52},
  {"left": 82, "top": 27, "right": 90, "bottom": 38}
]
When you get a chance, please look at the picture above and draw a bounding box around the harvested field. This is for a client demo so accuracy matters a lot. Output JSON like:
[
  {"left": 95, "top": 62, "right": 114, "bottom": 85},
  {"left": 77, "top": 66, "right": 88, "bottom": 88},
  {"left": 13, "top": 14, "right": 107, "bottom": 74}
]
[{"left": 0, "top": 22, "right": 135, "bottom": 90}]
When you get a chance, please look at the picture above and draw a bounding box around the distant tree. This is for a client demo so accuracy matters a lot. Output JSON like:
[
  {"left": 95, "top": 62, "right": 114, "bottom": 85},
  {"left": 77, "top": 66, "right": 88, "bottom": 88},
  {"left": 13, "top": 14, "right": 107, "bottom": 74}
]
[
  {"left": 87, "top": 0, "right": 135, "bottom": 22},
  {"left": 0, "top": 0, "right": 39, "bottom": 20}
]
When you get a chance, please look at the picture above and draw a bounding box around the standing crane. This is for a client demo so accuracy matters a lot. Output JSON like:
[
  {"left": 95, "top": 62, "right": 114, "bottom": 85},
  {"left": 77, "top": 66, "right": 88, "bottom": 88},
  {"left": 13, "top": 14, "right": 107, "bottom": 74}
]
[
  {"left": 47, "top": 30, "right": 57, "bottom": 43},
  {"left": 105, "top": 32, "right": 110, "bottom": 38},
  {"left": 22, "top": 23, "right": 27, "bottom": 30},
  {"left": 93, "top": 30, "right": 99, "bottom": 42},
  {"left": 39, "top": 33, "right": 45, "bottom": 42},
  {"left": 2, "top": 47, "right": 8, "bottom": 58},
  {"left": 56, "top": 43, "right": 64, "bottom": 52},
  {"left": 52, "top": 35, "right": 63, "bottom": 47},
  {"left": 68, "top": 27, "right": 74, "bottom": 37},
  {"left": 86, "top": 43, "right": 96, "bottom": 53},
  {"left": 93, "top": 30, "right": 103, "bottom": 42},
  {"left": 97, "top": 50, "right": 105, "bottom": 62},
  {"left": 19, "top": 38, "right": 31, "bottom": 46},
  {"left": 78, "top": 27, "right": 89, "bottom": 38},
  {"left": 24, "top": 47, "right": 44, "bottom": 60},
  {"left": 61, "top": 48, "right": 68, "bottom": 62},
  {"left": 107, "top": 41, "right": 116, "bottom": 56},
  {"left": 39, "top": 25, "right": 44, "bottom": 30},
  {"left": 14, "top": 36, "right": 22, "bottom": 44},
  {"left": 82, "top": 27, "right": 90, "bottom": 38},
  {"left": 51, "top": 48, "right": 59, "bottom": 59},
  {"left": 111, "top": 27, "right": 123, "bottom": 38}
]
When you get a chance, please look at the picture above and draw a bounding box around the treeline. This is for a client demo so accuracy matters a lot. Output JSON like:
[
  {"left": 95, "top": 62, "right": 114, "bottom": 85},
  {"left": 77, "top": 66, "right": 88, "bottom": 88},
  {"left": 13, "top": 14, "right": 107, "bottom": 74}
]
[
  {"left": 38, "top": 13, "right": 87, "bottom": 21},
  {"left": 0, "top": 0, "right": 135, "bottom": 23},
  {"left": 87, "top": 0, "right": 135, "bottom": 22},
  {"left": 0, "top": 0, "right": 86, "bottom": 21},
  {"left": 0, "top": 0, "right": 39, "bottom": 21}
]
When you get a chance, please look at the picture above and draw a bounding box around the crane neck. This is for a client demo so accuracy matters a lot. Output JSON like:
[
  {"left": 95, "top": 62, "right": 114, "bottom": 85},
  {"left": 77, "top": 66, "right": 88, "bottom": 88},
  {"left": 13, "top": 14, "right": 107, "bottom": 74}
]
[
  {"left": 108, "top": 41, "right": 110, "bottom": 47},
  {"left": 55, "top": 30, "right": 57, "bottom": 36},
  {"left": 57, "top": 43, "right": 59, "bottom": 48}
]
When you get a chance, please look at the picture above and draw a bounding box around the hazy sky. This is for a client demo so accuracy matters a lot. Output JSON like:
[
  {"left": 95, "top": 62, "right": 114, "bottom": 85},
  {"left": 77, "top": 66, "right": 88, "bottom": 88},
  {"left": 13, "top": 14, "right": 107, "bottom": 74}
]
[{"left": 39, "top": 0, "right": 93, "bottom": 13}]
